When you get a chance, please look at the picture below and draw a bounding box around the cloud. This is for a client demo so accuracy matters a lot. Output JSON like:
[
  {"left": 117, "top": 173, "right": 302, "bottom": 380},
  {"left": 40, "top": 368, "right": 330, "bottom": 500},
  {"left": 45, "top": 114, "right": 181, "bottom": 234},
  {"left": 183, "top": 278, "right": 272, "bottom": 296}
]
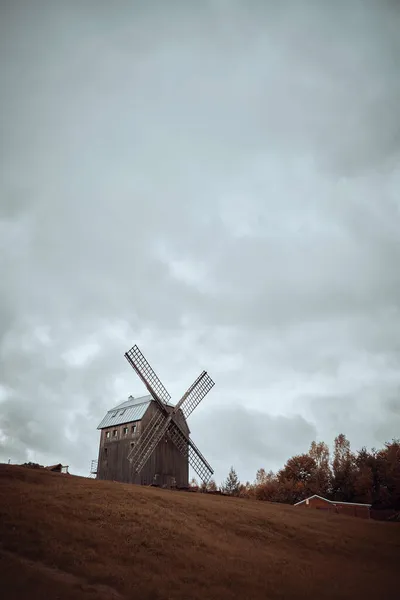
[
  {"left": 1, "top": 1, "right": 400, "bottom": 482},
  {"left": 192, "top": 405, "right": 317, "bottom": 483}
]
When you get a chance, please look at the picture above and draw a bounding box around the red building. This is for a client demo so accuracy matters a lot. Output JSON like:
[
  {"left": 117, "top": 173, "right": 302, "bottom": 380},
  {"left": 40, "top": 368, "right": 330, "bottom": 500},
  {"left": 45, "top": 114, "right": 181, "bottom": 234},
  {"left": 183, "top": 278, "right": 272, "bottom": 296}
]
[{"left": 294, "top": 494, "right": 371, "bottom": 519}]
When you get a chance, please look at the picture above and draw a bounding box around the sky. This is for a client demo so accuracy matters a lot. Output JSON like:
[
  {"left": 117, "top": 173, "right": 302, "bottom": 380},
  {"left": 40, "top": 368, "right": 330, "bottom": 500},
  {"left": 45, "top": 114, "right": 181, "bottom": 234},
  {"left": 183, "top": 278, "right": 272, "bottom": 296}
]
[{"left": 1, "top": 0, "right": 400, "bottom": 485}]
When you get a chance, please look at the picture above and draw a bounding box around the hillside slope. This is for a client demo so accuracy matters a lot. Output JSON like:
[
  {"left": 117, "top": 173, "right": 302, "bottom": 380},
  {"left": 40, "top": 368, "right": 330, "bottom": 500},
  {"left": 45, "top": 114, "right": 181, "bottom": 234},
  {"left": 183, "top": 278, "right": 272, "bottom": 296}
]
[{"left": 0, "top": 465, "right": 399, "bottom": 600}]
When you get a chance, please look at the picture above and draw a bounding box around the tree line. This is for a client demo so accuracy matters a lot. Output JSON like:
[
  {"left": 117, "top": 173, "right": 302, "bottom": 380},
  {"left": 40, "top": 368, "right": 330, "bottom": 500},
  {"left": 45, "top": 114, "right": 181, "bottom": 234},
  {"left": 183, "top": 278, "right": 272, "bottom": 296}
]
[{"left": 191, "top": 435, "right": 400, "bottom": 511}]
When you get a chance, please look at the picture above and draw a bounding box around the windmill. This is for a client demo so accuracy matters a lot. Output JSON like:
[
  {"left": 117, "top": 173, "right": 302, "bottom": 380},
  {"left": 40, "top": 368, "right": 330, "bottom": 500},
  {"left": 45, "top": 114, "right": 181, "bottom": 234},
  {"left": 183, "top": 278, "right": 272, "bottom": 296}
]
[{"left": 124, "top": 344, "right": 215, "bottom": 484}]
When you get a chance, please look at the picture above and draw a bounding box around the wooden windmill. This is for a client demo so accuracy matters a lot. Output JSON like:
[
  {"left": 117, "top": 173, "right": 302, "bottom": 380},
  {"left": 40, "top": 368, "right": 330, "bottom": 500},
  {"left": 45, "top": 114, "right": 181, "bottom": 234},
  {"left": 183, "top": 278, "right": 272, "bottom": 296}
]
[
  {"left": 125, "top": 345, "right": 215, "bottom": 484},
  {"left": 93, "top": 344, "right": 215, "bottom": 487}
]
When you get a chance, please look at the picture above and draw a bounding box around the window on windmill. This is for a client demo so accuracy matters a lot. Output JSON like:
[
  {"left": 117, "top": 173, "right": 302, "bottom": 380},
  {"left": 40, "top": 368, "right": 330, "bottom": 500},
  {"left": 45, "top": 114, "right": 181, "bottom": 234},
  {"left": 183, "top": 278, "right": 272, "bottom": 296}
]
[
  {"left": 104, "top": 448, "right": 108, "bottom": 456},
  {"left": 106, "top": 431, "right": 110, "bottom": 439},
  {"left": 119, "top": 409, "right": 126, "bottom": 416},
  {"left": 111, "top": 411, "right": 118, "bottom": 418},
  {"left": 113, "top": 429, "right": 117, "bottom": 437},
  {"left": 131, "top": 424, "right": 137, "bottom": 433},
  {"left": 123, "top": 427, "right": 128, "bottom": 435},
  {"left": 130, "top": 442, "right": 135, "bottom": 449}
]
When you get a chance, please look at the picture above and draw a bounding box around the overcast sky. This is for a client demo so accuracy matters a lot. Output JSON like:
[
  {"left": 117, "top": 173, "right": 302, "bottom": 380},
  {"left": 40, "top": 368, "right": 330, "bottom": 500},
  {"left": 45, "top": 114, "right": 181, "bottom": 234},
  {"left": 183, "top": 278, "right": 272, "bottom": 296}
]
[{"left": 1, "top": 1, "right": 400, "bottom": 485}]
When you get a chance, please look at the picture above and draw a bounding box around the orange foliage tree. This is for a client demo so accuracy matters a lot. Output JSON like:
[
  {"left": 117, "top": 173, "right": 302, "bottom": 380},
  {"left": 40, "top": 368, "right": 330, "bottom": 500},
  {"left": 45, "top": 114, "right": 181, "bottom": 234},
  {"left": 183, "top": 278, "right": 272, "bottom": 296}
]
[
  {"left": 331, "top": 434, "right": 356, "bottom": 502},
  {"left": 216, "top": 437, "right": 399, "bottom": 511}
]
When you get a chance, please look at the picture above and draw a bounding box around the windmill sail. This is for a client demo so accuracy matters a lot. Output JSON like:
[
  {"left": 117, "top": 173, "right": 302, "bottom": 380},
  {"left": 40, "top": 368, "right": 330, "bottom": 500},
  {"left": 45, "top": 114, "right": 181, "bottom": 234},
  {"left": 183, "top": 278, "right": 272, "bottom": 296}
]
[
  {"left": 125, "top": 345, "right": 171, "bottom": 406},
  {"left": 127, "top": 409, "right": 168, "bottom": 472},
  {"left": 175, "top": 371, "right": 215, "bottom": 420},
  {"left": 167, "top": 420, "right": 214, "bottom": 483}
]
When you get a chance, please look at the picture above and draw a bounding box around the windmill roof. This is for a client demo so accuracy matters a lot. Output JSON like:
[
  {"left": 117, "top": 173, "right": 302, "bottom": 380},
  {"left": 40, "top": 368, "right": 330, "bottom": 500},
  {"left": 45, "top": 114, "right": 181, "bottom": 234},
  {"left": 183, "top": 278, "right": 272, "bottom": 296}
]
[{"left": 96, "top": 394, "right": 174, "bottom": 429}]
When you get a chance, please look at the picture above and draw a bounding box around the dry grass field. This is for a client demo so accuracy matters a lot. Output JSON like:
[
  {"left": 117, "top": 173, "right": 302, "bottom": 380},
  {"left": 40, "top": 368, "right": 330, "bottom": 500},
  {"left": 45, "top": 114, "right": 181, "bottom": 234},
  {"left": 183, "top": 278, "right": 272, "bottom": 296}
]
[{"left": 0, "top": 465, "right": 399, "bottom": 600}]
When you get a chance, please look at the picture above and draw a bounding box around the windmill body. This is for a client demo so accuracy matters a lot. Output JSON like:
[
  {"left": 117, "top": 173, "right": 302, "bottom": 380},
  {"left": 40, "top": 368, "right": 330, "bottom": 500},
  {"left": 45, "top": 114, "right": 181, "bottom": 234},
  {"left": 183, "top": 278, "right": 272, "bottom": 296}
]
[
  {"left": 93, "top": 345, "right": 215, "bottom": 488},
  {"left": 96, "top": 394, "right": 190, "bottom": 487}
]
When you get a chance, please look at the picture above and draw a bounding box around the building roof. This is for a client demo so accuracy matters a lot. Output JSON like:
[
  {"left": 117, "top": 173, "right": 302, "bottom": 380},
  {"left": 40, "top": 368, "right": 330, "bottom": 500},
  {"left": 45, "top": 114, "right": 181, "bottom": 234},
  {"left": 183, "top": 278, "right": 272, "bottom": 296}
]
[
  {"left": 97, "top": 395, "right": 152, "bottom": 429},
  {"left": 97, "top": 393, "right": 178, "bottom": 430},
  {"left": 294, "top": 494, "right": 371, "bottom": 508}
]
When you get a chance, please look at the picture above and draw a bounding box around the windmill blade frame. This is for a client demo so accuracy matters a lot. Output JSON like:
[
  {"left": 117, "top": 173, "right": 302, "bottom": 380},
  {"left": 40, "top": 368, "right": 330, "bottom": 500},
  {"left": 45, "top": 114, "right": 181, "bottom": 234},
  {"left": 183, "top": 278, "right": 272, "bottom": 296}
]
[
  {"left": 175, "top": 371, "right": 215, "bottom": 420},
  {"left": 124, "top": 345, "right": 171, "bottom": 407},
  {"left": 167, "top": 420, "right": 214, "bottom": 483},
  {"left": 127, "top": 409, "right": 168, "bottom": 471}
]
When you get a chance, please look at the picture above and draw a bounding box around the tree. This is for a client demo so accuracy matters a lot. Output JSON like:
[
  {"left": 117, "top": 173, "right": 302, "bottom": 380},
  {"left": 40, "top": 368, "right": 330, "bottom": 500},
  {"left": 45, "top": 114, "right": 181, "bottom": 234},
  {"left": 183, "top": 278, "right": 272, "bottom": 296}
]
[
  {"left": 221, "top": 466, "right": 241, "bottom": 496},
  {"left": 255, "top": 475, "right": 280, "bottom": 502},
  {"left": 207, "top": 478, "right": 218, "bottom": 492},
  {"left": 279, "top": 454, "right": 317, "bottom": 484},
  {"left": 353, "top": 464, "right": 374, "bottom": 504},
  {"left": 255, "top": 468, "right": 268, "bottom": 486},
  {"left": 276, "top": 478, "right": 306, "bottom": 505},
  {"left": 200, "top": 478, "right": 218, "bottom": 493},
  {"left": 239, "top": 481, "right": 256, "bottom": 498},
  {"left": 233, "top": 435, "right": 398, "bottom": 511},
  {"left": 308, "top": 441, "right": 331, "bottom": 496},
  {"left": 255, "top": 468, "right": 275, "bottom": 487},
  {"left": 279, "top": 455, "right": 317, "bottom": 484},
  {"left": 277, "top": 454, "right": 318, "bottom": 503},
  {"left": 252, "top": 468, "right": 279, "bottom": 501},
  {"left": 353, "top": 447, "right": 378, "bottom": 504},
  {"left": 375, "top": 439, "right": 400, "bottom": 510},
  {"left": 331, "top": 434, "right": 356, "bottom": 502}
]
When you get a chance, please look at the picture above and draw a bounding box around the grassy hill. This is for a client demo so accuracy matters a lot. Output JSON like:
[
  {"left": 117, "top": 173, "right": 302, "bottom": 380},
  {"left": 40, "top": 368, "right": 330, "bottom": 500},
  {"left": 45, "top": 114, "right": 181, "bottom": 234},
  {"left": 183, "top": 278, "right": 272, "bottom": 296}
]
[{"left": 0, "top": 465, "right": 399, "bottom": 599}]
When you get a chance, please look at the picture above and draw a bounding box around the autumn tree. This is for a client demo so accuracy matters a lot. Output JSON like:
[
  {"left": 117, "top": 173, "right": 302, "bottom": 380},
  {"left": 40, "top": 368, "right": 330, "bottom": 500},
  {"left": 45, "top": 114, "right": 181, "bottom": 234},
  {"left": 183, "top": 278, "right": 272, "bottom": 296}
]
[
  {"left": 308, "top": 440, "right": 331, "bottom": 496},
  {"left": 279, "top": 455, "right": 316, "bottom": 484},
  {"left": 375, "top": 439, "right": 400, "bottom": 510},
  {"left": 200, "top": 478, "right": 218, "bottom": 493},
  {"left": 276, "top": 478, "right": 307, "bottom": 504},
  {"left": 207, "top": 478, "right": 218, "bottom": 492},
  {"left": 253, "top": 468, "right": 278, "bottom": 500},
  {"left": 255, "top": 468, "right": 268, "bottom": 486},
  {"left": 353, "top": 447, "right": 377, "bottom": 504},
  {"left": 255, "top": 468, "right": 275, "bottom": 486},
  {"left": 331, "top": 434, "right": 356, "bottom": 502},
  {"left": 254, "top": 471, "right": 280, "bottom": 502},
  {"left": 277, "top": 454, "right": 318, "bottom": 503},
  {"left": 221, "top": 466, "right": 241, "bottom": 496},
  {"left": 246, "top": 436, "right": 398, "bottom": 512},
  {"left": 238, "top": 481, "right": 256, "bottom": 498}
]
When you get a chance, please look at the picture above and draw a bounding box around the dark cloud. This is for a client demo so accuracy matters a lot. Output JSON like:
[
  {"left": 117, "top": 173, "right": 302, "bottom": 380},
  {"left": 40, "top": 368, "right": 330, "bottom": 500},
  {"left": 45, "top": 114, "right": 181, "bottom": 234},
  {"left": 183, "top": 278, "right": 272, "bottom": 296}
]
[{"left": 1, "top": 1, "right": 400, "bottom": 482}]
